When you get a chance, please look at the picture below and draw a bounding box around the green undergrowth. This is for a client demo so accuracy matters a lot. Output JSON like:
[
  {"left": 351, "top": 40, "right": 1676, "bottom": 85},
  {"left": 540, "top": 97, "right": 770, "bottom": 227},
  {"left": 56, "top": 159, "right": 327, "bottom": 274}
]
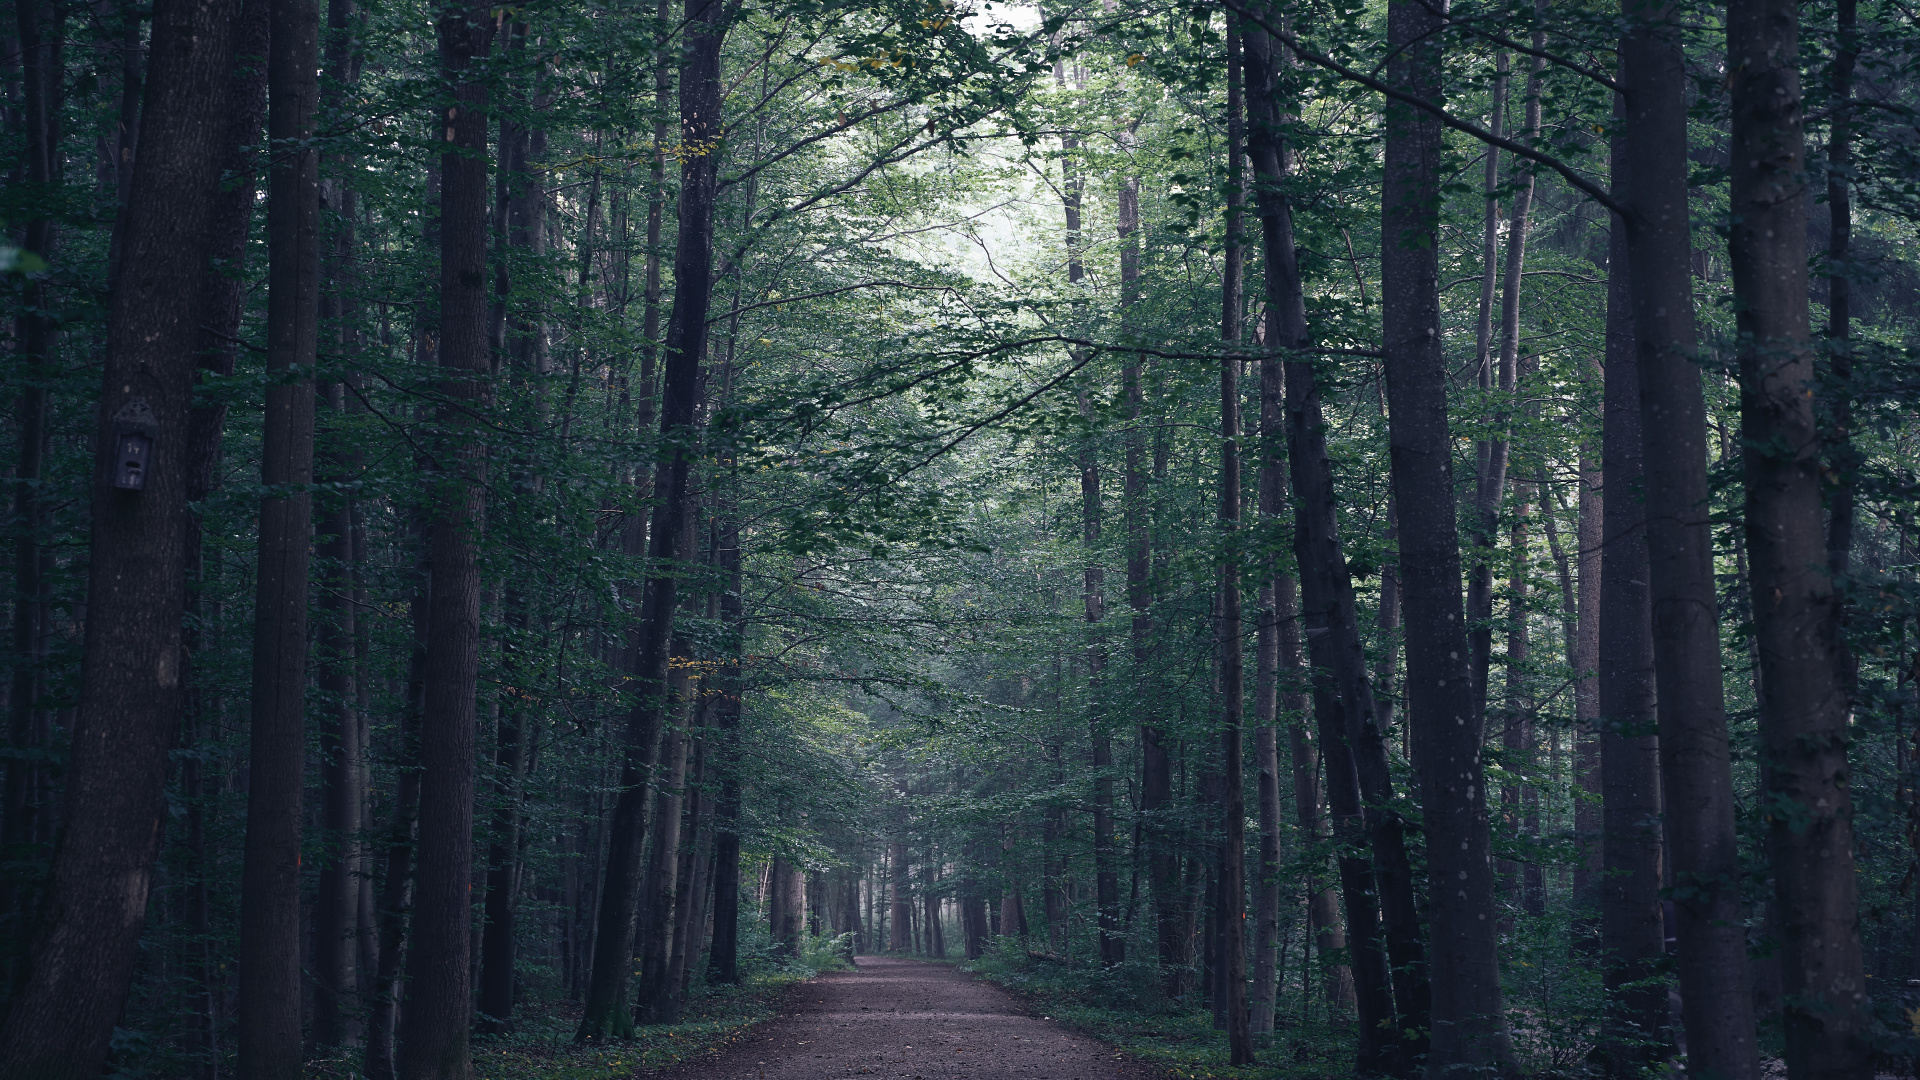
[
  {"left": 960, "top": 940, "right": 1357, "bottom": 1080},
  {"left": 463, "top": 973, "right": 804, "bottom": 1080},
  {"left": 311, "top": 932, "right": 855, "bottom": 1080}
]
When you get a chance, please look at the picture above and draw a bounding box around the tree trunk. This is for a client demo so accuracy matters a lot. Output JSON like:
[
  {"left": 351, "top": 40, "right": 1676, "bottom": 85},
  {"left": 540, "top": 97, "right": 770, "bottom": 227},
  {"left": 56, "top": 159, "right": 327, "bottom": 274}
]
[
  {"left": 1596, "top": 192, "right": 1669, "bottom": 1073},
  {"left": 636, "top": 689, "right": 693, "bottom": 1018},
  {"left": 1078, "top": 366, "right": 1120, "bottom": 965},
  {"left": 1506, "top": 481, "right": 1543, "bottom": 918},
  {"left": 1469, "top": 42, "right": 1543, "bottom": 723},
  {"left": 0, "top": 0, "right": 247, "bottom": 1072},
  {"left": 1217, "top": 31, "right": 1252, "bottom": 1063},
  {"left": 314, "top": 376, "right": 366, "bottom": 1051},
  {"left": 1466, "top": 50, "right": 1508, "bottom": 723},
  {"left": 1380, "top": 0, "right": 1512, "bottom": 1069},
  {"left": 1251, "top": 341, "right": 1284, "bottom": 1033},
  {"left": 576, "top": 0, "right": 726, "bottom": 1037},
  {"left": 1618, "top": 3, "right": 1759, "bottom": 1073},
  {"left": 664, "top": 718, "right": 711, "bottom": 1014},
  {"left": 890, "top": 838, "right": 913, "bottom": 952},
  {"left": 236, "top": 0, "right": 321, "bottom": 1068},
  {"left": 310, "top": 0, "right": 366, "bottom": 1050},
  {"left": 706, "top": 518, "right": 744, "bottom": 986},
  {"left": 1568, "top": 385, "right": 1604, "bottom": 915},
  {"left": 476, "top": 619, "right": 531, "bottom": 1034},
  {"left": 1245, "top": 17, "right": 1405, "bottom": 1061},
  {"left": 1823, "top": 0, "right": 1857, "bottom": 592},
  {"left": 1726, "top": 4, "right": 1870, "bottom": 1071},
  {"left": 398, "top": 7, "right": 495, "bottom": 1078}
]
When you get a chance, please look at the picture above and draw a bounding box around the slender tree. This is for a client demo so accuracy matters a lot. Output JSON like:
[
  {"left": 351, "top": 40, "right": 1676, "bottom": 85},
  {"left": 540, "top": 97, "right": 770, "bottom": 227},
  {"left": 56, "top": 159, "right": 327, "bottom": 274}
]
[
  {"left": 1216, "top": 28, "right": 1253, "bottom": 1065},
  {"left": 1380, "top": 0, "right": 1511, "bottom": 1068}
]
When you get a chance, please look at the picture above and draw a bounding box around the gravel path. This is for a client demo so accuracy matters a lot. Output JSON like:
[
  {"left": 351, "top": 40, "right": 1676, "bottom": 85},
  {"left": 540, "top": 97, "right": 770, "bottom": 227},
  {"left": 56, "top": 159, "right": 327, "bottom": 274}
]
[{"left": 657, "top": 956, "right": 1160, "bottom": 1080}]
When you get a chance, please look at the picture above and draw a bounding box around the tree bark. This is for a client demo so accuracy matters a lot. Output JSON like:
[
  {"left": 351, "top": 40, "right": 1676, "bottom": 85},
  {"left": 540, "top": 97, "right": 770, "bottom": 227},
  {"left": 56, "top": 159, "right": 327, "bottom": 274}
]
[
  {"left": 476, "top": 597, "right": 530, "bottom": 1034},
  {"left": 310, "top": 0, "right": 366, "bottom": 1051},
  {"left": 1252, "top": 340, "right": 1285, "bottom": 1034},
  {"left": 636, "top": 685, "right": 693, "bottom": 1018},
  {"left": 706, "top": 518, "right": 744, "bottom": 985},
  {"left": 398, "top": 6, "right": 495, "bottom": 1077},
  {"left": 1596, "top": 193, "right": 1668, "bottom": 1073},
  {"left": 1568, "top": 390, "right": 1604, "bottom": 914},
  {"left": 1124, "top": 303, "right": 1180, "bottom": 995},
  {"left": 1246, "top": 17, "right": 1413, "bottom": 1066},
  {"left": 0, "top": 0, "right": 249, "bottom": 1072},
  {"left": 1618, "top": 2, "right": 1758, "bottom": 1073},
  {"left": 236, "top": 0, "right": 321, "bottom": 1068},
  {"left": 1380, "top": 0, "right": 1512, "bottom": 1069},
  {"left": 576, "top": 0, "right": 726, "bottom": 1037},
  {"left": 1727, "top": 3, "right": 1870, "bottom": 1071},
  {"left": 314, "top": 376, "right": 366, "bottom": 1051},
  {"left": 1822, "top": 0, "right": 1857, "bottom": 589},
  {"left": 665, "top": 715, "right": 712, "bottom": 1013},
  {"left": 1469, "top": 42, "right": 1542, "bottom": 723},
  {"left": 890, "top": 837, "right": 913, "bottom": 952},
  {"left": 1217, "top": 31, "right": 1252, "bottom": 1064}
]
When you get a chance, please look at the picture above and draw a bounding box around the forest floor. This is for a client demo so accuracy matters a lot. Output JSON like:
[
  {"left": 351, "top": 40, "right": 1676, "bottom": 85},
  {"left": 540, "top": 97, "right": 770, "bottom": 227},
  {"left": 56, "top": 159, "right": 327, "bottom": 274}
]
[{"left": 649, "top": 955, "right": 1165, "bottom": 1080}]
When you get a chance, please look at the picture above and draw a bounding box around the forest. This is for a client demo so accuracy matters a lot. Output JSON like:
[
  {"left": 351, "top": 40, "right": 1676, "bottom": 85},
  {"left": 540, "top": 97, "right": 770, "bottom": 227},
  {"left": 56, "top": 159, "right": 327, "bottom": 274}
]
[{"left": 0, "top": 0, "right": 1917, "bottom": 1074}]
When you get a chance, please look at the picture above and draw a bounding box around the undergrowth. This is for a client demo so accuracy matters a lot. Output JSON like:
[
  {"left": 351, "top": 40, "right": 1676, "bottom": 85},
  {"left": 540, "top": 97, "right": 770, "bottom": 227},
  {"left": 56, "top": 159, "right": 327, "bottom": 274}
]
[
  {"left": 308, "top": 928, "right": 854, "bottom": 1080},
  {"left": 959, "top": 939, "right": 1357, "bottom": 1080}
]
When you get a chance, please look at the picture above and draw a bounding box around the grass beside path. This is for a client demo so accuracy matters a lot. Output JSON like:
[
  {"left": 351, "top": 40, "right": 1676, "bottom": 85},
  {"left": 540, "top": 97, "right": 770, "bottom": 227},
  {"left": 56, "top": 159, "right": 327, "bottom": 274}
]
[
  {"left": 464, "top": 973, "right": 812, "bottom": 1080},
  {"left": 958, "top": 941, "right": 1356, "bottom": 1080}
]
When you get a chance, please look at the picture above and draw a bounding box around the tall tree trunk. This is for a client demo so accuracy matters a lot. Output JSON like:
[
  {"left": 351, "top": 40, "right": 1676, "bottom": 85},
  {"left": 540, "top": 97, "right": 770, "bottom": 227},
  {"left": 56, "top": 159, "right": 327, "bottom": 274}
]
[
  {"left": 1120, "top": 158, "right": 1180, "bottom": 999},
  {"left": 1727, "top": 4, "right": 1870, "bottom": 1072},
  {"left": 706, "top": 518, "right": 744, "bottom": 985},
  {"left": 236, "top": 0, "right": 321, "bottom": 1068},
  {"left": 1469, "top": 43, "right": 1543, "bottom": 721},
  {"left": 636, "top": 673, "right": 694, "bottom": 1019},
  {"left": 576, "top": 0, "right": 726, "bottom": 1037},
  {"left": 177, "top": 31, "right": 271, "bottom": 1067},
  {"left": 476, "top": 59, "right": 547, "bottom": 1038},
  {"left": 1216, "top": 30, "right": 1252, "bottom": 1064},
  {"left": 476, "top": 582, "right": 531, "bottom": 1036},
  {"left": 1244, "top": 18, "right": 1404, "bottom": 1062},
  {"left": 311, "top": 0, "right": 365, "bottom": 1051},
  {"left": 1251, "top": 350, "right": 1284, "bottom": 1034},
  {"left": 1569, "top": 376, "right": 1604, "bottom": 915},
  {"left": 1618, "top": 2, "right": 1758, "bottom": 1073},
  {"left": 1596, "top": 193, "right": 1668, "bottom": 1073},
  {"left": 1823, "top": 0, "right": 1857, "bottom": 592},
  {"left": 1077, "top": 331, "right": 1119, "bottom": 965},
  {"left": 399, "top": 7, "right": 495, "bottom": 1078},
  {"left": 664, "top": 712, "right": 711, "bottom": 1014},
  {"left": 0, "top": 0, "right": 248, "bottom": 1071},
  {"left": 1380, "top": 0, "right": 1512, "bottom": 1069},
  {"left": 1467, "top": 51, "right": 1507, "bottom": 722},
  {"left": 1503, "top": 481, "right": 1540, "bottom": 917},
  {"left": 314, "top": 375, "right": 366, "bottom": 1050},
  {"left": 366, "top": 185, "right": 440, "bottom": 1080}
]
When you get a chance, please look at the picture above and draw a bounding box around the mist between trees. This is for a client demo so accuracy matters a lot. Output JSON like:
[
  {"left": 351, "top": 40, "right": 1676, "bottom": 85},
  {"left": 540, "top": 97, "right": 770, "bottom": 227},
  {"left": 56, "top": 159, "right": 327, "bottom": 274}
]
[{"left": 0, "top": 0, "right": 1917, "bottom": 1076}]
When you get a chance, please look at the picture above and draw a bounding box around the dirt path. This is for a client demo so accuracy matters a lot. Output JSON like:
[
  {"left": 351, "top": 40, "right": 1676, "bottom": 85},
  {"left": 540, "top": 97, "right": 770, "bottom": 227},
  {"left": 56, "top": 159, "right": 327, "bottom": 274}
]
[{"left": 657, "top": 956, "right": 1160, "bottom": 1080}]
